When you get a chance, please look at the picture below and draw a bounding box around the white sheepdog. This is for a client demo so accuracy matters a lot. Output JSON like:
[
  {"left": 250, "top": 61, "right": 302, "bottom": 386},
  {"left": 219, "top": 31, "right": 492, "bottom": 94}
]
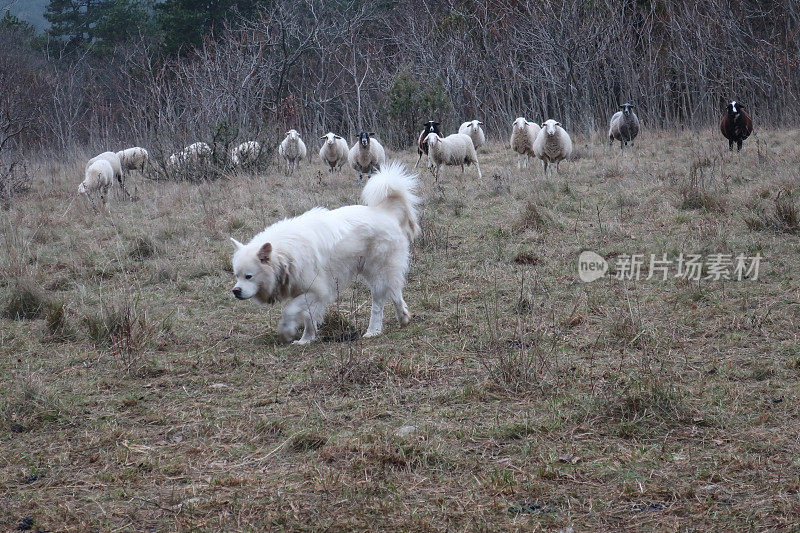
[{"left": 229, "top": 161, "right": 420, "bottom": 344}]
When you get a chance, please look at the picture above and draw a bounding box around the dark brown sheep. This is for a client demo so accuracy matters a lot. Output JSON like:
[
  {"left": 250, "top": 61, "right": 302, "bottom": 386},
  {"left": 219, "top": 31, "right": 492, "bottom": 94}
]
[{"left": 720, "top": 100, "right": 753, "bottom": 151}]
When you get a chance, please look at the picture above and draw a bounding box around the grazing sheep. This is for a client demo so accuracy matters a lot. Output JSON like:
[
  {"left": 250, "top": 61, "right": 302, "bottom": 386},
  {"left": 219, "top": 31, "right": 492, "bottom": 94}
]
[
  {"left": 458, "top": 120, "right": 486, "bottom": 150},
  {"left": 87, "top": 151, "right": 131, "bottom": 199},
  {"left": 415, "top": 121, "right": 441, "bottom": 169},
  {"left": 167, "top": 142, "right": 212, "bottom": 171},
  {"left": 278, "top": 130, "right": 307, "bottom": 175},
  {"left": 318, "top": 133, "right": 349, "bottom": 173},
  {"left": 720, "top": 100, "right": 753, "bottom": 151},
  {"left": 608, "top": 103, "right": 640, "bottom": 151},
  {"left": 348, "top": 131, "right": 386, "bottom": 184},
  {"left": 79, "top": 159, "right": 114, "bottom": 211},
  {"left": 424, "top": 132, "right": 482, "bottom": 180},
  {"left": 231, "top": 141, "right": 262, "bottom": 167},
  {"left": 117, "top": 147, "right": 149, "bottom": 173},
  {"left": 533, "top": 119, "right": 573, "bottom": 178},
  {"left": 510, "top": 117, "right": 541, "bottom": 169}
]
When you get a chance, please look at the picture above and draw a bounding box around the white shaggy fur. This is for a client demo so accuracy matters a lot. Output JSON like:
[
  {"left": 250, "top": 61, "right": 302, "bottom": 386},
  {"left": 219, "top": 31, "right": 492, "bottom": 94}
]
[
  {"left": 229, "top": 161, "right": 420, "bottom": 344},
  {"left": 348, "top": 133, "right": 386, "bottom": 184},
  {"left": 533, "top": 119, "right": 573, "bottom": 177},
  {"left": 278, "top": 130, "right": 307, "bottom": 175},
  {"left": 318, "top": 132, "right": 348, "bottom": 173},
  {"left": 79, "top": 159, "right": 114, "bottom": 210},
  {"left": 87, "top": 151, "right": 131, "bottom": 199},
  {"left": 458, "top": 120, "right": 486, "bottom": 149},
  {"left": 117, "top": 147, "right": 149, "bottom": 172},
  {"left": 510, "top": 117, "right": 540, "bottom": 169},
  {"left": 167, "top": 142, "right": 211, "bottom": 170},
  {"left": 231, "top": 141, "right": 262, "bottom": 167},
  {"left": 424, "top": 132, "right": 482, "bottom": 180}
]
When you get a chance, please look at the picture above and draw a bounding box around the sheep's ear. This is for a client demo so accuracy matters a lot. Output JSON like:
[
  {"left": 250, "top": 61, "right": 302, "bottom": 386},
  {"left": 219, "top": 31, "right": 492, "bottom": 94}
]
[
  {"left": 368, "top": 132, "right": 375, "bottom": 135},
  {"left": 477, "top": 121, "right": 483, "bottom": 125},
  {"left": 230, "top": 237, "right": 244, "bottom": 251},
  {"left": 320, "top": 135, "right": 327, "bottom": 140},
  {"left": 257, "top": 242, "right": 272, "bottom": 264},
  {"left": 334, "top": 135, "right": 343, "bottom": 140},
  {"left": 555, "top": 122, "right": 561, "bottom": 126}
]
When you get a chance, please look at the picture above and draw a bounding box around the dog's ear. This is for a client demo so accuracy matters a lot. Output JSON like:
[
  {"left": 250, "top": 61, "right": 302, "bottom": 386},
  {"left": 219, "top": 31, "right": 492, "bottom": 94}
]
[
  {"left": 230, "top": 237, "right": 244, "bottom": 251},
  {"left": 257, "top": 242, "right": 272, "bottom": 264}
]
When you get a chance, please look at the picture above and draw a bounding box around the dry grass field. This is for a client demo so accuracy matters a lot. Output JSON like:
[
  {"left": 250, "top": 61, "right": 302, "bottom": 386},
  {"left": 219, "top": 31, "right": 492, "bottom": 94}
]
[{"left": 2, "top": 129, "right": 800, "bottom": 531}]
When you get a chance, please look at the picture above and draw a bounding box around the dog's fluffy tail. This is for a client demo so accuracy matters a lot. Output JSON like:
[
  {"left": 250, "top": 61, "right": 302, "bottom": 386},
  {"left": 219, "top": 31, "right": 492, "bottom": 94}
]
[{"left": 361, "top": 160, "right": 421, "bottom": 241}]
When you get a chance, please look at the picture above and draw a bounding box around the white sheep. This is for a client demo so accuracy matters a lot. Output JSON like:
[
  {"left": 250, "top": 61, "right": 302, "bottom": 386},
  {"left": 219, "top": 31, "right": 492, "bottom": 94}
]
[
  {"left": 348, "top": 131, "right": 386, "bottom": 184},
  {"left": 166, "top": 142, "right": 212, "bottom": 171},
  {"left": 231, "top": 141, "right": 262, "bottom": 167},
  {"left": 86, "top": 151, "right": 131, "bottom": 199},
  {"left": 510, "top": 117, "right": 541, "bottom": 169},
  {"left": 78, "top": 159, "right": 114, "bottom": 211},
  {"left": 533, "top": 119, "right": 573, "bottom": 178},
  {"left": 318, "top": 132, "right": 348, "bottom": 174},
  {"left": 458, "top": 120, "right": 486, "bottom": 150},
  {"left": 117, "top": 147, "right": 149, "bottom": 172},
  {"left": 278, "top": 130, "right": 307, "bottom": 175},
  {"left": 424, "top": 132, "right": 482, "bottom": 180}
]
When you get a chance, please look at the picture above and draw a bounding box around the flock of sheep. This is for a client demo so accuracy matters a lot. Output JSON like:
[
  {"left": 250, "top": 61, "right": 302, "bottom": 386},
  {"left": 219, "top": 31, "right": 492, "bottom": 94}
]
[{"left": 79, "top": 100, "right": 757, "bottom": 209}]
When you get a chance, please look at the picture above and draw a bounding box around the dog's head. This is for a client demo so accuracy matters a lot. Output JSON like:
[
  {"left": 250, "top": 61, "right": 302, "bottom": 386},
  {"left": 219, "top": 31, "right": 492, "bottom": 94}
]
[{"left": 230, "top": 238, "right": 285, "bottom": 304}]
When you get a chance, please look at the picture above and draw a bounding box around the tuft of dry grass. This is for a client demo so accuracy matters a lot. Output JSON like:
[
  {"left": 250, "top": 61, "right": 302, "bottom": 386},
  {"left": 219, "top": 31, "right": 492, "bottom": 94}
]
[{"left": 3, "top": 282, "right": 48, "bottom": 320}]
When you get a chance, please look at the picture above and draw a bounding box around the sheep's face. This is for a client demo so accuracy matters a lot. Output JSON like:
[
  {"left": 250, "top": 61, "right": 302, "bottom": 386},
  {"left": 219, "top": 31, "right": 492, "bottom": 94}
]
[
  {"left": 230, "top": 239, "right": 278, "bottom": 303},
  {"left": 357, "top": 131, "right": 373, "bottom": 148},
  {"left": 286, "top": 129, "right": 300, "bottom": 141},
  {"left": 423, "top": 132, "right": 441, "bottom": 147},
  {"left": 321, "top": 132, "right": 341, "bottom": 146},
  {"left": 727, "top": 101, "right": 742, "bottom": 116},
  {"left": 513, "top": 117, "right": 527, "bottom": 132},
  {"left": 466, "top": 120, "right": 482, "bottom": 132},
  {"left": 620, "top": 103, "right": 635, "bottom": 115},
  {"left": 543, "top": 119, "right": 560, "bottom": 136}
]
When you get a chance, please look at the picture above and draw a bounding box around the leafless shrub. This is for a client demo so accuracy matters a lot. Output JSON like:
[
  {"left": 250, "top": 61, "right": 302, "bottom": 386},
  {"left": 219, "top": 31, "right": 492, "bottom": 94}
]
[{"left": 744, "top": 190, "right": 800, "bottom": 233}]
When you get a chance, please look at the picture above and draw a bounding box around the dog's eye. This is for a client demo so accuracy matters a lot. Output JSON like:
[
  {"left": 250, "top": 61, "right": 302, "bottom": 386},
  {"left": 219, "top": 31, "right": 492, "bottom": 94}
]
[{"left": 245, "top": 274, "right": 252, "bottom": 280}]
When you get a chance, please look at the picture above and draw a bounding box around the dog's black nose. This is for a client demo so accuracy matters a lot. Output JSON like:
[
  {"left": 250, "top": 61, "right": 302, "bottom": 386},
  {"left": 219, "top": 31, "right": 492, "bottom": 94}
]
[{"left": 232, "top": 287, "right": 242, "bottom": 298}]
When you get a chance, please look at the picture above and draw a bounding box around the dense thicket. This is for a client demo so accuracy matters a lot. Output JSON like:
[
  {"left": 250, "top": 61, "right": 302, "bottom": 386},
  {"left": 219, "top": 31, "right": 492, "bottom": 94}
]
[{"left": 1, "top": 0, "right": 799, "bottom": 158}]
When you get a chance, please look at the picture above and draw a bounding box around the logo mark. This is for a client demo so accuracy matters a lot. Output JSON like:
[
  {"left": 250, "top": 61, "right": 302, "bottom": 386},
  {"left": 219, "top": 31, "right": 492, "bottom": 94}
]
[{"left": 578, "top": 251, "right": 608, "bottom": 282}]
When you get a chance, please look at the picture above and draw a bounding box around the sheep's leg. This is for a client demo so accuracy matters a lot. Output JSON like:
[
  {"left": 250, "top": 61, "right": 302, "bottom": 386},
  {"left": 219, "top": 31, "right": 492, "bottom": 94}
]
[
  {"left": 609, "top": 136, "right": 614, "bottom": 147},
  {"left": 737, "top": 140, "right": 743, "bottom": 152},
  {"left": 358, "top": 171, "right": 363, "bottom": 186},
  {"left": 541, "top": 160, "right": 548, "bottom": 178},
  {"left": 517, "top": 155, "right": 522, "bottom": 169},
  {"left": 414, "top": 151, "right": 423, "bottom": 169},
  {"left": 117, "top": 174, "right": 133, "bottom": 200},
  {"left": 728, "top": 140, "right": 734, "bottom": 151},
  {"left": 474, "top": 159, "right": 482, "bottom": 180}
]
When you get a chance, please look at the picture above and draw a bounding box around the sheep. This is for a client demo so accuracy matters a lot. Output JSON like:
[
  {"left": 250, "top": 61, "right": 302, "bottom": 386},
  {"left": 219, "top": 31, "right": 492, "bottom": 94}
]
[
  {"left": 278, "top": 130, "right": 307, "bottom": 175},
  {"left": 424, "top": 132, "right": 482, "bottom": 181},
  {"left": 608, "top": 103, "right": 640, "bottom": 151},
  {"left": 415, "top": 121, "right": 441, "bottom": 169},
  {"left": 318, "top": 132, "right": 348, "bottom": 174},
  {"left": 86, "top": 151, "right": 131, "bottom": 199},
  {"left": 720, "top": 100, "right": 753, "bottom": 151},
  {"left": 117, "top": 147, "right": 149, "bottom": 173},
  {"left": 166, "top": 142, "right": 212, "bottom": 171},
  {"left": 458, "top": 120, "right": 486, "bottom": 150},
  {"left": 78, "top": 159, "right": 114, "bottom": 212},
  {"left": 510, "top": 117, "right": 541, "bottom": 169},
  {"left": 533, "top": 119, "right": 573, "bottom": 178},
  {"left": 348, "top": 131, "right": 386, "bottom": 184},
  {"left": 231, "top": 141, "right": 262, "bottom": 167}
]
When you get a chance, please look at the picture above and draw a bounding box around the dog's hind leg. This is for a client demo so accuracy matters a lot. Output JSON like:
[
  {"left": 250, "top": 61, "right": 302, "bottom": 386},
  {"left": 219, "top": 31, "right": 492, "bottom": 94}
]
[
  {"left": 364, "top": 286, "right": 387, "bottom": 338},
  {"left": 391, "top": 289, "right": 411, "bottom": 327}
]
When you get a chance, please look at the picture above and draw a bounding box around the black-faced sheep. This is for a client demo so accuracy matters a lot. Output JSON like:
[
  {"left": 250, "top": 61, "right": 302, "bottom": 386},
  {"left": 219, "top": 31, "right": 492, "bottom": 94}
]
[
  {"left": 348, "top": 131, "right": 386, "bottom": 184},
  {"left": 720, "top": 100, "right": 753, "bottom": 151},
  {"left": 415, "top": 121, "right": 441, "bottom": 169},
  {"left": 608, "top": 103, "right": 639, "bottom": 150}
]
